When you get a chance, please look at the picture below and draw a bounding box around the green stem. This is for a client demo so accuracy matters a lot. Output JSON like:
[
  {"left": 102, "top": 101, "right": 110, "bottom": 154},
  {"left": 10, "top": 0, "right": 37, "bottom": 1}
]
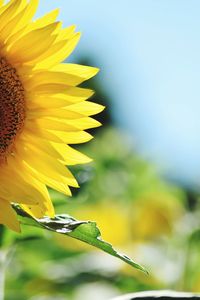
[
  {"left": 0, "top": 226, "right": 6, "bottom": 300},
  {"left": 0, "top": 226, "right": 5, "bottom": 248},
  {"left": 0, "top": 251, "right": 6, "bottom": 300}
]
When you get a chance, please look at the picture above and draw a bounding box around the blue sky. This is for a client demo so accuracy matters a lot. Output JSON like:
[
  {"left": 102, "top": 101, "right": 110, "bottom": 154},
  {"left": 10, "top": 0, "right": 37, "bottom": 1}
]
[{"left": 37, "top": 1, "right": 200, "bottom": 188}]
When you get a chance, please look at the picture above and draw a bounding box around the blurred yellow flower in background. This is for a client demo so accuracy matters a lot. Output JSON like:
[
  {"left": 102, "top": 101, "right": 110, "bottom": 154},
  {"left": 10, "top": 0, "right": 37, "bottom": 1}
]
[
  {"left": 130, "top": 192, "right": 184, "bottom": 240},
  {"left": 0, "top": 0, "right": 103, "bottom": 231},
  {"left": 56, "top": 200, "right": 131, "bottom": 250}
]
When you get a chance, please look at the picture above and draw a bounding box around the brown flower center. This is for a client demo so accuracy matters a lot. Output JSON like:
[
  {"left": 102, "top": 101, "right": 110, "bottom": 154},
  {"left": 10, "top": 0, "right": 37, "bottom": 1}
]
[{"left": 0, "top": 57, "right": 25, "bottom": 164}]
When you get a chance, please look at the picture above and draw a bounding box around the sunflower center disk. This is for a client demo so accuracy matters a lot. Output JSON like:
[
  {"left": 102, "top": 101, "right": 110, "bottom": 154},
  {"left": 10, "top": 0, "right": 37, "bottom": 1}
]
[{"left": 0, "top": 57, "right": 25, "bottom": 164}]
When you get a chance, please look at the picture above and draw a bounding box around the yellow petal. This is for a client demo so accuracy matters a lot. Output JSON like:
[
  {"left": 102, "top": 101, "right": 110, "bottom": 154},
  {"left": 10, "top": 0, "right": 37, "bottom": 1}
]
[
  {"left": 33, "top": 118, "right": 80, "bottom": 132},
  {"left": 3, "top": 0, "right": 39, "bottom": 40},
  {"left": 30, "top": 86, "right": 94, "bottom": 101},
  {"left": 3, "top": 157, "right": 49, "bottom": 208},
  {"left": 18, "top": 143, "right": 79, "bottom": 188},
  {"left": 52, "top": 143, "right": 92, "bottom": 165},
  {"left": 20, "top": 132, "right": 66, "bottom": 161},
  {"left": 56, "top": 25, "right": 76, "bottom": 41},
  {"left": 14, "top": 148, "right": 71, "bottom": 197},
  {"left": 52, "top": 63, "right": 99, "bottom": 80},
  {"left": 0, "top": 0, "right": 25, "bottom": 33},
  {"left": 0, "top": 199, "right": 20, "bottom": 232},
  {"left": 67, "top": 101, "right": 105, "bottom": 116},
  {"left": 33, "top": 8, "right": 59, "bottom": 29},
  {"left": 21, "top": 197, "right": 55, "bottom": 219},
  {"left": 27, "top": 108, "right": 83, "bottom": 120},
  {"left": 67, "top": 117, "right": 101, "bottom": 130},
  {"left": 32, "top": 128, "right": 64, "bottom": 143},
  {"left": 26, "top": 95, "right": 72, "bottom": 109},
  {"left": 26, "top": 64, "right": 99, "bottom": 89},
  {"left": 36, "top": 32, "right": 81, "bottom": 69},
  {"left": 6, "top": 8, "right": 59, "bottom": 47},
  {"left": 26, "top": 71, "right": 87, "bottom": 89},
  {"left": 27, "top": 103, "right": 103, "bottom": 121},
  {"left": 9, "top": 22, "right": 60, "bottom": 63},
  {"left": 21, "top": 204, "right": 47, "bottom": 219},
  {"left": 49, "top": 130, "right": 93, "bottom": 144},
  {"left": 1, "top": 7, "right": 28, "bottom": 42}
]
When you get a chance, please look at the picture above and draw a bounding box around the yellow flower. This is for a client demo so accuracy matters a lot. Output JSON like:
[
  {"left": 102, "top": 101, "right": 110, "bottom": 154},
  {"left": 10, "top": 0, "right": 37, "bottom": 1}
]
[
  {"left": 0, "top": 0, "right": 104, "bottom": 232},
  {"left": 130, "top": 192, "right": 184, "bottom": 240}
]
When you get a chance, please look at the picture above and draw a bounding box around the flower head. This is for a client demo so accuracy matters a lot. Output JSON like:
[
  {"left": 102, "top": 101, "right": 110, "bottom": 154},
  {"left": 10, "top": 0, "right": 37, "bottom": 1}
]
[{"left": 0, "top": 0, "right": 104, "bottom": 232}]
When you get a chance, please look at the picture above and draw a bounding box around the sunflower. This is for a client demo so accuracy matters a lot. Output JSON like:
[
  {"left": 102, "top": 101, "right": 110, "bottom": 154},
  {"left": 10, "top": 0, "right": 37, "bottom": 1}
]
[{"left": 0, "top": 0, "right": 104, "bottom": 232}]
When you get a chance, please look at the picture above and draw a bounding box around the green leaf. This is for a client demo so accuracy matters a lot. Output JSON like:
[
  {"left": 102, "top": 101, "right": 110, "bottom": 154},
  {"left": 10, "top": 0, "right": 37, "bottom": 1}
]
[{"left": 14, "top": 206, "right": 148, "bottom": 274}]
